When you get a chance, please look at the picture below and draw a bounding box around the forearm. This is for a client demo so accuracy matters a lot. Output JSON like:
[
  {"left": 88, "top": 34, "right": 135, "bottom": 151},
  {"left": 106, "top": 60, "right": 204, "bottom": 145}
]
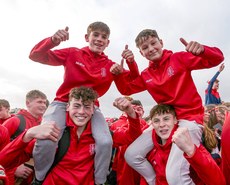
[
  {"left": 114, "top": 73, "right": 145, "bottom": 95},
  {"left": 200, "top": 45, "right": 224, "bottom": 66},
  {"left": 126, "top": 60, "right": 140, "bottom": 80},
  {"left": 0, "top": 132, "right": 32, "bottom": 169},
  {"left": 184, "top": 145, "right": 226, "bottom": 185},
  {"left": 29, "top": 37, "right": 64, "bottom": 65}
]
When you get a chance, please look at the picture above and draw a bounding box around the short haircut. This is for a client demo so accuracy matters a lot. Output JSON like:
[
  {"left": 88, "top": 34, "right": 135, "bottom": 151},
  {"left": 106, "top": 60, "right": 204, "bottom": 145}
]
[
  {"left": 69, "top": 86, "right": 98, "bottom": 104},
  {"left": 135, "top": 29, "right": 160, "bottom": 48},
  {"left": 26, "top": 90, "right": 47, "bottom": 101},
  {"left": 131, "top": 100, "right": 143, "bottom": 107},
  {"left": 0, "top": 99, "right": 10, "bottom": 108},
  {"left": 87, "top": 21, "right": 110, "bottom": 37},
  {"left": 149, "top": 104, "right": 176, "bottom": 119}
]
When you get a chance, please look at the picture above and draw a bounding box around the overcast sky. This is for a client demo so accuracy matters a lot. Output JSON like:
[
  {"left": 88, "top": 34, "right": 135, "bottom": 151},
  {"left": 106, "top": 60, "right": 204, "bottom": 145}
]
[{"left": 1, "top": 0, "right": 230, "bottom": 118}]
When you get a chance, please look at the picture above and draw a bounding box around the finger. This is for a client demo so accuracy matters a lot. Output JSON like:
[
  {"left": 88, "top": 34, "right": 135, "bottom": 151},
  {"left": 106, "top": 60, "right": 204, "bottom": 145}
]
[
  {"left": 65, "top": 26, "right": 69, "bottom": 32},
  {"left": 120, "top": 58, "right": 124, "bottom": 68},
  {"left": 125, "top": 44, "right": 128, "bottom": 49},
  {"left": 180, "top": 38, "right": 188, "bottom": 47}
]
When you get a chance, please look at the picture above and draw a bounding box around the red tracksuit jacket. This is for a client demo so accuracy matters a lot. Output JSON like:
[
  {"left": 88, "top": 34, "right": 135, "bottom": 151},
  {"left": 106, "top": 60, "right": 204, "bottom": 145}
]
[
  {"left": 3, "top": 109, "right": 41, "bottom": 138},
  {"left": 0, "top": 125, "right": 9, "bottom": 151},
  {"left": 29, "top": 37, "right": 139, "bottom": 103},
  {"left": 114, "top": 47, "right": 224, "bottom": 124},
  {"left": 112, "top": 114, "right": 148, "bottom": 185},
  {"left": 2, "top": 109, "right": 41, "bottom": 185}
]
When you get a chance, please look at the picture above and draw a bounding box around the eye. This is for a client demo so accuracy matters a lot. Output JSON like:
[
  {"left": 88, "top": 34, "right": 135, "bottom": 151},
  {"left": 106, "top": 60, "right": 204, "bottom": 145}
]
[
  {"left": 102, "top": 35, "right": 108, "bottom": 39},
  {"left": 152, "top": 119, "right": 159, "bottom": 123},
  {"left": 151, "top": 41, "right": 157, "bottom": 46},
  {"left": 93, "top": 32, "right": 99, "bottom": 37}
]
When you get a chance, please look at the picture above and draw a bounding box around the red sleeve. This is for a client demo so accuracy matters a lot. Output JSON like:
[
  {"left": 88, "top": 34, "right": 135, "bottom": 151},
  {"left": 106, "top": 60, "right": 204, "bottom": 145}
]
[
  {"left": 0, "top": 131, "right": 34, "bottom": 170},
  {"left": 178, "top": 46, "right": 224, "bottom": 71},
  {"left": 2, "top": 116, "right": 20, "bottom": 138},
  {"left": 29, "top": 37, "right": 69, "bottom": 66},
  {"left": 184, "top": 145, "right": 226, "bottom": 185},
  {"left": 112, "top": 113, "right": 142, "bottom": 147},
  {"left": 126, "top": 60, "right": 140, "bottom": 79},
  {"left": 0, "top": 125, "right": 10, "bottom": 150},
  {"left": 114, "top": 73, "right": 146, "bottom": 96}
]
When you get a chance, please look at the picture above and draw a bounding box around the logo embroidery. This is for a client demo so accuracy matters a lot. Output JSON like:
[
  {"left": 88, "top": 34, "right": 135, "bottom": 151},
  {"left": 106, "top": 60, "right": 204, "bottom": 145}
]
[
  {"left": 167, "top": 66, "right": 174, "bottom": 77},
  {"left": 101, "top": 68, "right": 106, "bottom": 77},
  {"left": 146, "top": 79, "right": 153, "bottom": 83},
  {"left": 75, "top": 61, "right": 85, "bottom": 67},
  {"left": 89, "top": 144, "right": 95, "bottom": 155}
]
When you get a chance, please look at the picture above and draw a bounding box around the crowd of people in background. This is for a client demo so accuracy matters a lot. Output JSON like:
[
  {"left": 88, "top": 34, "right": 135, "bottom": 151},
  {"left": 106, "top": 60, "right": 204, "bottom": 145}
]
[{"left": 0, "top": 20, "right": 229, "bottom": 185}]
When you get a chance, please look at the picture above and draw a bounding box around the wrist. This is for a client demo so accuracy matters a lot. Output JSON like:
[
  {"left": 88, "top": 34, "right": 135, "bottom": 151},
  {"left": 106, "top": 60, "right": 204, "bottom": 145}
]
[
  {"left": 185, "top": 144, "right": 196, "bottom": 157},
  {"left": 22, "top": 130, "right": 33, "bottom": 143}
]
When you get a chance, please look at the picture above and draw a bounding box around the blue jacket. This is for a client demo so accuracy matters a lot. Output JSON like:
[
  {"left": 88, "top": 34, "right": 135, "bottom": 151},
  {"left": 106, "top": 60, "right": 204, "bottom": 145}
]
[{"left": 205, "top": 71, "right": 221, "bottom": 105}]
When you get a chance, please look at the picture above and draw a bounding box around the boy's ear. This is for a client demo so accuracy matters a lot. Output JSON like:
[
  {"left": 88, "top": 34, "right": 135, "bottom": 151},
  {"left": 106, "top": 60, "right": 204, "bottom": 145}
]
[
  {"left": 26, "top": 100, "right": 30, "bottom": 107},
  {"left": 66, "top": 103, "right": 70, "bottom": 111},
  {"left": 85, "top": 34, "right": 89, "bottom": 42},
  {"left": 106, "top": 39, "right": 110, "bottom": 47},
  {"left": 159, "top": 39, "right": 163, "bottom": 48},
  {"left": 139, "top": 50, "right": 144, "bottom": 56},
  {"left": 173, "top": 117, "right": 177, "bottom": 125}
]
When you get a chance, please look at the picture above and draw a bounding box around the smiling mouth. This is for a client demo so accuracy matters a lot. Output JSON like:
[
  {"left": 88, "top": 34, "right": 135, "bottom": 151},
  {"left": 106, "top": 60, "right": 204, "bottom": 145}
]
[{"left": 160, "top": 129, "right": 168, "bottom": 135}]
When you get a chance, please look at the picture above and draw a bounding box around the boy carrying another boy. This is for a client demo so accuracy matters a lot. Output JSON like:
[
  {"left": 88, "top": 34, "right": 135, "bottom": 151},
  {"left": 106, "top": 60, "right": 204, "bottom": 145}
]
[{"left": 29, "top": 21, "right": 139, "bottom": 185}]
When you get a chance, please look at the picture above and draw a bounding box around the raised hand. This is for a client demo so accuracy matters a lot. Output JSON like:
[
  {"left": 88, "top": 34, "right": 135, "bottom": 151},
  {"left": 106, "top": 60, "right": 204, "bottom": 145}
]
[
  {"left": 110, "top": 58, "right": 124, "bottom": 75},
  {"left": 121, "top": 44, "right": 134, "bottom": 63},
  {"left": 219, "top": 63, "right": 225, "bottom": 72},
  {"left": 180, "top": 38, "right": 204, "bottom": 56},
  {"left": 113, "top": 97, "right": 136, "bottom": 118},
  {"left": 172, "top": 127, "right": 195, "bottom": 156},
  {"left": 51, "top": 26, "right": 69, "bottom": 45}
]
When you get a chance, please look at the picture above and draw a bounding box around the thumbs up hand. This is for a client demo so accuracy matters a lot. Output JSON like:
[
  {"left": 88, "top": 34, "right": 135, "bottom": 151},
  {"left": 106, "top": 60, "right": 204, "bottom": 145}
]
[
  {"left": 121, "top": 44, "right": 134, "bottom": 63},
  {"left": 110, "top": 58, "right": 124, "bottom": 75},
  {"left": 51, "top": 26, "right": 69, "bottom": 45},
  {"left": 180, "top": 38, "right": 204, "bottom": 55}
]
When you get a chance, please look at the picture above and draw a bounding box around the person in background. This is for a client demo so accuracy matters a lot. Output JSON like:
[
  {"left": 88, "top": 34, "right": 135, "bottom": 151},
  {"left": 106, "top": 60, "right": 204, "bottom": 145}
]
[
  {"left": 109, "top": 99, "right": 148, "bottom": 185},
  {"left": 112, "top": 28, "right": 224, "bottom": 184},
  {"left": 29, "top": 21, "right": 139, "bottom": 185},
  {"left": 3, "top": 90, "right": 47, "bottom": 185},
  {"left": 203, "top": 104, "right": 221, "bottom": 165},
  {"left": 205, "top": 63, "right": 225, "bottom": 105},
  {"left": 0, "top": 99, "right": 14, "bottom": 125}
]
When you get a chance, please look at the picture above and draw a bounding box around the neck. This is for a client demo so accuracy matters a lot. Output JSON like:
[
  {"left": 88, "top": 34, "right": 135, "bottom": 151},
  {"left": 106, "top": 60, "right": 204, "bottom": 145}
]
[{"left": 77, "top": 124, "right": 87, "bottom": 138}]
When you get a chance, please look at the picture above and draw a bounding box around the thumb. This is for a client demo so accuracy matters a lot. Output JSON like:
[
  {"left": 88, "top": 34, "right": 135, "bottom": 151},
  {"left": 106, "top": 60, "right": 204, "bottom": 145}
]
[
  {"left": 125, "top": 44, "right": 128, "bottom": 49},
  {"left": 65, "top": 26, "right": 69, "bottom": 32},
  {"left": 180, "top": 38, "right": 188, "bottom": 47},
  {"left": 120, "top": 58, "right": 124, "bottom": 68}
]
